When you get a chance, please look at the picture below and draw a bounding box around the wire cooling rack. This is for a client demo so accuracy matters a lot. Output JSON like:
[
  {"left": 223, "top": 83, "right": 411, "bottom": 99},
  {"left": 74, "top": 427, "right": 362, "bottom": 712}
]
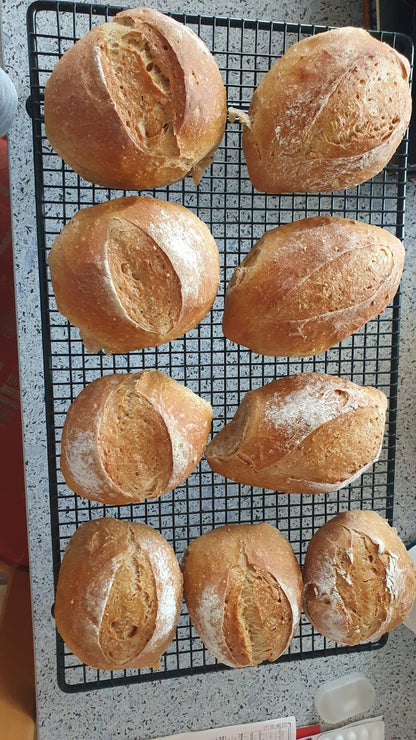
[{"left": 26, "top": 1, "right": 412, "bottom": 693}]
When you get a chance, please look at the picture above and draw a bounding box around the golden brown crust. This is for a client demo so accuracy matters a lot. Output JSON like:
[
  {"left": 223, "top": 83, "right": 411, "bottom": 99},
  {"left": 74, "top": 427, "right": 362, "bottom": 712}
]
[
  {"left": 48, "top": 196, "right": 220, "bottom": 354},
  {"left": 60, "top": 370, "right": 213, "bottom": 505},
  {"left": 205, "top": 373, "right": 387, "bottom": 494},
  {"left": 240, "top": 27, "right": 411, "bottom": 193},
  {"left": 303, "top": 510, "right": 416, "bottom": 645},
  {"left": 222, "top": 216, "right": 404, "bottom": 358},
  {"left": 54, "top": 518, "right": 183, "bottom": 670},
  {"left": 181, "top": 522, "right": 303, "bottom": 667},
  {"left": 44, "top": 8, "right": 226, "bottom": 189}
]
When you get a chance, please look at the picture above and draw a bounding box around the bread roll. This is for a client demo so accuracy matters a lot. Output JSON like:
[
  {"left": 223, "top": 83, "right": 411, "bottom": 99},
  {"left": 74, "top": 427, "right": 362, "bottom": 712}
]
[
  {"left": 222, "top": 216, "right": 404, "bottom": 358},
  {"left": 205, "top": 373, "right": 387, "bottom": 494},
  {"left": 55, "top": 518, "right": 183, "bottom": 670},
  {"left": 48, "top": 196, "right": 220, "bottom": 353},
  {"left": 60, "top": 370, "right": 212, "bottom": 505},
  {"left": 232, "top": 27, "right": 411, "bottom": 193},
  {"left": 181, "top": 522, "right": 303, "bottom": 667},
  {"left": 303, "top": 510, "right": 416, "bottom": 646},
  {"left": 44, "top": 7, "right": 226, "bottom": 189}
]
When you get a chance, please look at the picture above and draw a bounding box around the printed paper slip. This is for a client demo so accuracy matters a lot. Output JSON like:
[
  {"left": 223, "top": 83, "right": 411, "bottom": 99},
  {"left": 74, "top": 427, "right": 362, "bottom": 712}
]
[{"left": 155, "top": 717, "right": 296, "bottom": 740}]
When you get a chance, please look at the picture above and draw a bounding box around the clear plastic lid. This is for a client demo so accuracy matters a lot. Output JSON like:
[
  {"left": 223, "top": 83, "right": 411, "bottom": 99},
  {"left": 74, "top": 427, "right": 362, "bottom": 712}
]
[{"left": 315, "top": 672, "right": 376, "bottom": 724}]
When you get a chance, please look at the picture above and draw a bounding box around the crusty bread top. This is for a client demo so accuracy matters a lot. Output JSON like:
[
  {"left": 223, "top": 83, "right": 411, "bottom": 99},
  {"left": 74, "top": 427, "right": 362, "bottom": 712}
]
[
  {"left": 303, "top": 510, "right": 416, "bottom": 645},
  {"left": 181, "top": 522, "right": 303, "bottom": 667},
  {"left": 222, "top": 216, "right": 404, "bottom": 358},
  {"left": 48, "top": 196, "right": 220, "bottom": 353},
  {"left": 205, "top": 373, "right": 387, "bottom": 494},
  {"left": 60, "top": 370, "right": 213, "bottom": 505},
  {"left": 241, "top": 27, "right": 411, "bottom": 192},
  {"left": 54, "top": 518, "right": 183, "bottom": 670},
  {"left": 44, "top": 8, "right": 226, "bottom": 189}
]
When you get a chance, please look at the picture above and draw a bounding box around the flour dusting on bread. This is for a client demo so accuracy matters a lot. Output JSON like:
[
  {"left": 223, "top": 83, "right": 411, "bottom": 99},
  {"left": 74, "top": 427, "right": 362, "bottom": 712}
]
[
  {"left": 196, "top": 585, "right": 234, "bottom": 666},
  {"left": 264, "top": 383, "right": 362, "bottom": 437},
  {"left": 141, "top": 532, "right": 182, "bottom": 647},
  {"left": 62, "top": 428, "right": 104, "bottom": 494},
  {"left": 385, "top": 553, "right": 405, "bottom": 601}
]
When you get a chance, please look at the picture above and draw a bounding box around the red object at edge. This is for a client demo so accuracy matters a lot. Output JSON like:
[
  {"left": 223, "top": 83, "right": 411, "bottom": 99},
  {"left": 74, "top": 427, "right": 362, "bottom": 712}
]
[
  {"left": 0, "top": 136, "right": 29, "bottom": 568},
  {"left": 296, "top": 727, "right": 321, "bottom": 739}
]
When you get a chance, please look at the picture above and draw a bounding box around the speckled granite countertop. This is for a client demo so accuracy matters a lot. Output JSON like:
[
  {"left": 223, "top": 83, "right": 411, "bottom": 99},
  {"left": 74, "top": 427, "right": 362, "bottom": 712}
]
[{"left": 3, "top": 0, "right": 416, "bottom": 738}]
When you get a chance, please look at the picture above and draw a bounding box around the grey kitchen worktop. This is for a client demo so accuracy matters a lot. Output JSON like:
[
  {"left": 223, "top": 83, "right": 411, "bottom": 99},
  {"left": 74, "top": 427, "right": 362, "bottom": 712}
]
[{"left": 2, "top": 0, "right": 416, "bottom": 738}]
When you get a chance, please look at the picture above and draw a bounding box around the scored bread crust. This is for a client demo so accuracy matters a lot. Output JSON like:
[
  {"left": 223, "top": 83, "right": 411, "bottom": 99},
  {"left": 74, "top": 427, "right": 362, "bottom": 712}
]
[
  {"left": 60, "top": 370, "right": 213, "bottom": 505},
  {"left": 48, "top": 196, "right": 220, "bottom": 354},
  {"left": 181, "top": 522, "right": 303, "bottom": 668},
  {"left": 302, "top": 510, "right": 416, "bottom": 646},
  {"left": 205, "top": 373, "right": 387, "bottom": 494},
  {"left": 222, "top": 216, "right": 404, "bottom": 358},
  {"left": 240, "top": 27, "right": 411, "bottom": 193},
  {"left": 54, "top": 518, "right": 183, "bottom": 670},
  {"left": 44, "top": 7, "right": 226, "bottom": 189}
]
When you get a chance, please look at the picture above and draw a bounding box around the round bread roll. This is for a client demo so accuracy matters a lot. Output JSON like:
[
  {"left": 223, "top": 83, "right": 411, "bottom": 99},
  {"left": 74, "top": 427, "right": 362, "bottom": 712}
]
[
  {"left": 48, "top": 196, "right": 220, "bottom": 353},
  {"left": 205, "top": 373, "right": 387, "bottom": 494},
  {"left": 44, "top": 7, "right": 227, "bottom": 189},
  {"left": 303, "top": 510, "right": 416, "bottom": 646},
  {"left": 60, "top": 370, "right": 213, "bottom": 505},
  {"left": 181, "top": 522, "right": 303, "bottom": 668},
  {"left": 222, "top": 216, "right": 404, "bottom": 358},
  {"left": 232, "top": 27, "right": 411, "bottom": 193},
  {"left": 55, "top": 518, "right": 183, "bottom": 670}
]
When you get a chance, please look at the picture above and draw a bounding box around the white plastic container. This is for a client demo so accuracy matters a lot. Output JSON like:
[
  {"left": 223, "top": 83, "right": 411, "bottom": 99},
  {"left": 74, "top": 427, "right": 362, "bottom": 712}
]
[
  {"left": 0, "top": 67, "right": 17, "bottom": 136},
  {"left": 315, "top": 672, "right": 376, "bottom": 724},
  {"left": 404, "top": 544, "right": 416, "bottom": 634},
  {"left": 316, "top": 719, "right": 384, "bottom": 740}
]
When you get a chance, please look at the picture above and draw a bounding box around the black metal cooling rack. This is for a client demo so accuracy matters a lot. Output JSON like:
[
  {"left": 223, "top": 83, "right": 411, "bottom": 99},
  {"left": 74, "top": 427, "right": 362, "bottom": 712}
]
[{"left": 26, "top": 1, "right": 412, "bottom": 693}]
